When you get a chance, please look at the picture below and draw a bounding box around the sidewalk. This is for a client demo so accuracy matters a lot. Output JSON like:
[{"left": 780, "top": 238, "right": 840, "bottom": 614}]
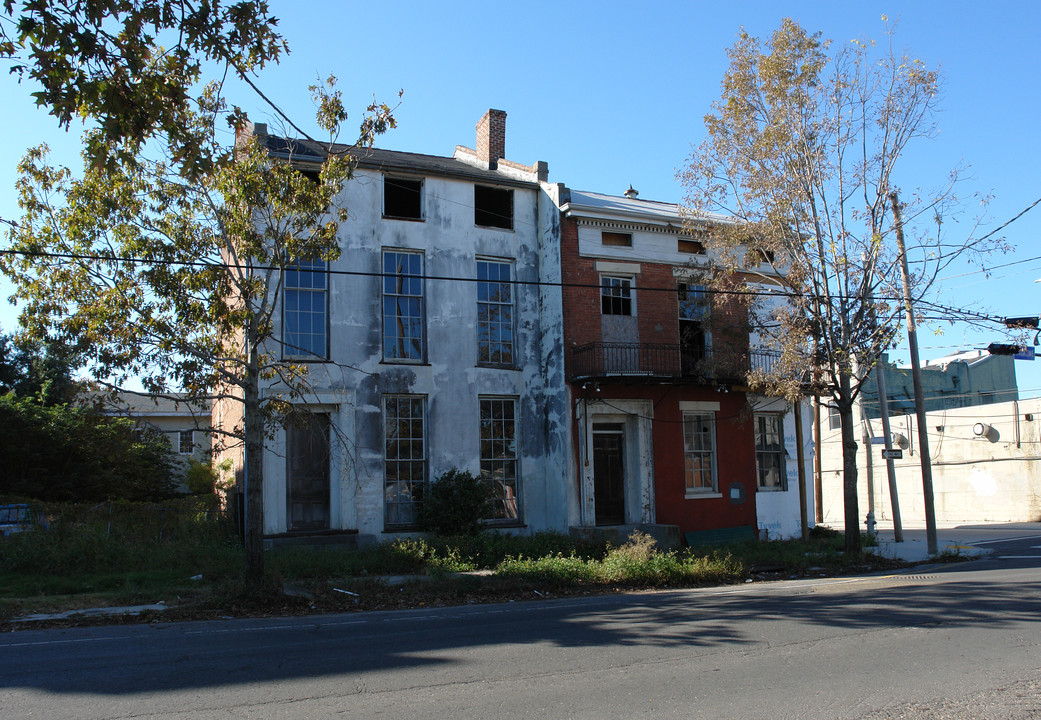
[{"left": 869, "top": 521, "right": 1041, "bottom": 563}]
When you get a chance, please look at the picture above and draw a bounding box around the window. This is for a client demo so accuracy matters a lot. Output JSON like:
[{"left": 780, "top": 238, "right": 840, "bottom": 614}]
[
  {"left": 383, "top": 250, "right": 425, "bottom": 361},
  {"left": 678, "top": 238, "right": 706, "bottom": 254},
  {"left": 683, "top": 412, "right": 716, "bottom": 493},
  {"left": 601, "top": 231, "right": 632, "bottom": 247},
  {"left": 474, "top": 185, "right": 513, "bottom": 229},
  {"left": 827, "top": 404, "right": 841, "bottom": 430},
  {"left": 384, "top": 396, "right": 426, "bottom": 527},
  {"left": 601, "top": 276, "right": 633, "bottom": 316},
  {"left": 384, "top": 176, "right": 423, "bottom": 219},
  {"left": 477, "top": 260, "right": 514, "bottom": 365},
  {"left": 754, "top": 414, "right": 786, "bottom": 490},
  {"left": 178, "top": 430, "right": 194, "bottom": 455},
  {"left": 480, "top": 397, "right": 519, "bottom": 521},
  {"left": 284, "top": 259, "right": 328, "bottom": 359},
  {"left": 678, "top": 282, "right": 709, "bottom": 372}
]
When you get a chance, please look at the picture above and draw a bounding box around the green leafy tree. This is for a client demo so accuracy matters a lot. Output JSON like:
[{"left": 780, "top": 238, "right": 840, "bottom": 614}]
[
  {"left": 2, "top": 78, "right": 395, "bottom": 582},
  {"left": 0, "top": 393, "right": 178, "bottom": 502},
  {"left": 680, "top": 19, "right": 998, "bottom": 552},
  {"left": 0, "top": 328, "right": 82, "bottom": 404},
  {"left": 1, "top": 0, "right": 286, "bottom": 174}
]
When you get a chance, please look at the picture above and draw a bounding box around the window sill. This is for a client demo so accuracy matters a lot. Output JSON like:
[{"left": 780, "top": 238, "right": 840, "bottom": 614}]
[
  {"left": 476, "top": 362, "right": 520, "bottom": 371},
  {"left": 383, "top": 215, "right": 424, "bottom": 222},
  {"left": 756, "top": 486, "right": 788, "bottom": 493},
  {"left": 380, "top": 359, "right": 430, "bottom": 366},
  {"left": 475, "top": 224, "right": 515, "bottom": 232},
  {"left": 283, "top": 357, "right": 331, "bottom": 364},
  {"left": 685, "top": 491, "right": 722, "bottom": 500}
]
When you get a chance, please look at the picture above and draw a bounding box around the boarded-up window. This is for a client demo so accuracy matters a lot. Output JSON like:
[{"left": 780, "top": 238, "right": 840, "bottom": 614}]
[
  {"left": 678, "top": 238, "right": 706, "bottom": 254},
  {"left": 601, "top": 231, "right": 632, "bottom": 247}
]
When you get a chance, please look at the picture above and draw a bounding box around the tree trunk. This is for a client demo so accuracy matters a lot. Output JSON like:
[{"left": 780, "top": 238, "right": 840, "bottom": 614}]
[
  {"left": 838, "top": 374, "right": 862, "bottom": 554},
  {"left": 243, "top": 358, "right": 265, "bottom": 585}
]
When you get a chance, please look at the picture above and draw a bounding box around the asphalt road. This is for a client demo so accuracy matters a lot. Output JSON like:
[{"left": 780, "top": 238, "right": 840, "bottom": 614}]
[{"left": 2, "top": 535, "right": 1040, "bottom": 719}]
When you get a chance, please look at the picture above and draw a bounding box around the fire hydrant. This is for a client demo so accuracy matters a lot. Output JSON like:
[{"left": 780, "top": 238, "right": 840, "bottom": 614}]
[{"left": 865, "top": 512, "right": 877, "bottom": 537}]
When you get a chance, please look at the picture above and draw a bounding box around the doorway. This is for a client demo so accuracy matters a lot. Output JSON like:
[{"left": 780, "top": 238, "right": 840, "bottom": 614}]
[
  {"left": 593, "top": 423, "right": 626, "bottom": 525},
  {"left": 286, "top": 413, "right": 331, "bottom": 532}
]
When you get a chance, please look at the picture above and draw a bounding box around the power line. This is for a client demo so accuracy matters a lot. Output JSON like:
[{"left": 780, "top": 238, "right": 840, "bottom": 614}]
[{"left": 0, "top": 247, "right": 1008, "bottom": 323}]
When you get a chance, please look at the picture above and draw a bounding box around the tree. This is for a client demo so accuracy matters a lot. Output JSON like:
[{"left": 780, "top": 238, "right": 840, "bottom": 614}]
[
  {"left": 1, "top": 0, "right": 286, "bottom": 174},
  {"left": 679, "top": 19, "right": 998, "bottom": 552},
  {"left": 0, "top": 328, "right": 82, "bottom": 404},
  {"left": 2, "top": 78, "right": 395, "bottom": 583}
]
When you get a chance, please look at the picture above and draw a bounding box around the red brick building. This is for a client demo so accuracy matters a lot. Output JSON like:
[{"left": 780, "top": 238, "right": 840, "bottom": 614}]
[{"left": 558, "top": 188, "right": 808, "bottom": 542}]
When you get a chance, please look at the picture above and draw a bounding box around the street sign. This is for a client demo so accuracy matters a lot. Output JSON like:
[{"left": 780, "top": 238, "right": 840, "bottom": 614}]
[
  {"left": 881, "top": 448, "right": 903, "bottom": 460},
  {"left": 870, "top": 437, "right": 887, "bottom": 444},
  {"left": 1014, "top": 347, "right": 1035, "bottom": 361}
]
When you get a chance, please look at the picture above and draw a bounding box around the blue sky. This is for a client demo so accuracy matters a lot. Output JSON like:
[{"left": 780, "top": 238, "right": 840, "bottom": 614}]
[{"left": 2, "top": 1, "right": 1040, "bottom": 392}]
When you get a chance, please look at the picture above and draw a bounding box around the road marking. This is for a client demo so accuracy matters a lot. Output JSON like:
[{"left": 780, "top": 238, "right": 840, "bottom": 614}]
[{"left": 968, "top": 535, "right": 1041, "bottom": 546}]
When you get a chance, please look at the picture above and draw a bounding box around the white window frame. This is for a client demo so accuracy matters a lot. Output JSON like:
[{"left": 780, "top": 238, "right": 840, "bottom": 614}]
[
  {"left": 600, "top": 275, "right": 635, "bottom": 316},
  {"left": 681, "top": 401, "right": 719, "bottom": 497},
  {"left": 178, "top": 430, "right": 194, "bottom": 455}
]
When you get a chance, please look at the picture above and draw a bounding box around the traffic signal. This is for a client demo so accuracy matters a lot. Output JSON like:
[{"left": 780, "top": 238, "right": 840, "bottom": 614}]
[{"left": 987, "top": 343, "right": 1021, "bottom": 355}]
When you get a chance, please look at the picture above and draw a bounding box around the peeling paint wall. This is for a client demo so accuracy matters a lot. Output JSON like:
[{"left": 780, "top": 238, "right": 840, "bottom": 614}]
[{"left": 257, "top": 166, "right": 571, "bottom": 539}]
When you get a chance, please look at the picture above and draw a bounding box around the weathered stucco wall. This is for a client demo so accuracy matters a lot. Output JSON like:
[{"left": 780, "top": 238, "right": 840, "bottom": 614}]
[
  {"left": 258, "top": 166, "right": 570, "bottom": 539},
  {"left": 820, "top": 397, "right": 1041, "bottom": 526}
]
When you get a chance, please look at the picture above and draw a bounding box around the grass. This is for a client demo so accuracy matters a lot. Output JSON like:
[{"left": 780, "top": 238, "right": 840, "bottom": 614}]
[{"left": 0, "top": 500, "right": 907, "bottom": 626}]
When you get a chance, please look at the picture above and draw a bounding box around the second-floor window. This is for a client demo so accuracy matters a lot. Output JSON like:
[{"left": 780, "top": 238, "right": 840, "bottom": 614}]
[
  {"left": 384, "top": 176, "right": 423, "bottom": 219},
  {"left": 284, "top": 259, "right": 328, "bottom": 360},
  {"left": 477, "top": 259, "right": 514, "bottom": 366},
  {"left": 474, "top": 185, "right": 513, "bottom": 229},
  {"left": 383, "top": 250, "right": 425, "bottom": 362},
  {"left": 601, "top": 276, "right": 633, "bottom": 316}
]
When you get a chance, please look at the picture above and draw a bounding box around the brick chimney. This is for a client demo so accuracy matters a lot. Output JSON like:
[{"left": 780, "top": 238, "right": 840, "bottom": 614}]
[{"left": 476, "top": 109, "right": 506, "bottom": 168}]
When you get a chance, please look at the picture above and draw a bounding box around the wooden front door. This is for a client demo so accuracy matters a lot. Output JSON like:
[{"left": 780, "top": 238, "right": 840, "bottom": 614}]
[
  {"left": 593, "top": 424, "right": 626, "bottom": 525},
  {"left": 287, "top": 413, "right": 331, "bottom": 532}
]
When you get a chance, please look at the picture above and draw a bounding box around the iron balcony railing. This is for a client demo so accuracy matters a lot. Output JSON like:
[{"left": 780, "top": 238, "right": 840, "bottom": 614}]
[{"left": 569, "top": 342, "right": 780, "bottom": 383}]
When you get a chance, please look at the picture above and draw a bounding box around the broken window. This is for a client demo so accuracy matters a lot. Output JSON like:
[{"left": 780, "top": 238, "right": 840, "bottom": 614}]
[
  {"left": 678, "top": 282, "right": 709, "bottom": 373},
  {"left": 754, "top": 413, "right": 787, "bottom": 490},
  {"left": 474, "top": 185, "right": 513, "bottom": 229},
  {"left": 480, "top": 396, "right": 519, "bottom": 522},
  {"left": 384, "top": 176, "right": 423, "bottom": 219},
  {"left": 382, "top": 250, "right": 425, "bottom": 361}
]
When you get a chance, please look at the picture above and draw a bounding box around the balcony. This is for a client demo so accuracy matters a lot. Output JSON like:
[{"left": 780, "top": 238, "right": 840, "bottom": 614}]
[{"left": 569, "top": 342, "right": 780, "bottom": 384}]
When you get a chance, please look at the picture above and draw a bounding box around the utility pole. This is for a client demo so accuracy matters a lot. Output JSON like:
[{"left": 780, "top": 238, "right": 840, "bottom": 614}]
[
  {"left": 874, "top": 358, "right": 903, "bottom": 541},
  {"left": 890, "top": 190, "right": 938, "bottom": 555},
  {"left": 795, "top": 402, "right": 809, "bottom": 540}
]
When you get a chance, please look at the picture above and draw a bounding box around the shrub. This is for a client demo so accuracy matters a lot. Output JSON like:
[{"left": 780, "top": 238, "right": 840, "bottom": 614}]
[
  {"left": 185, "top": 460, "right": 217, "bottom": 495},
  {"left": 417, "top": 468, "right": 492, "bottom": 536}
]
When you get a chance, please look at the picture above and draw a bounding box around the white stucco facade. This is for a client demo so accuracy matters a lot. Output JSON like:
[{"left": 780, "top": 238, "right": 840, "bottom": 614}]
[{"left": 244, "top": 113, "right": 571, "bottom": 542}]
